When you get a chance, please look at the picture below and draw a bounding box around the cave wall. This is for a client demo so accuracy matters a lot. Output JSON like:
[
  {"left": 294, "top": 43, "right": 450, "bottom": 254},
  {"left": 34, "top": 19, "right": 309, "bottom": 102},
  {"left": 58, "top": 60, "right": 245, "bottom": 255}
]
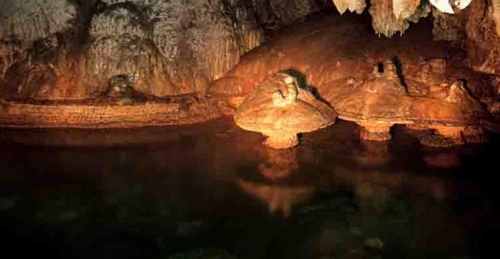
[
  {"left": 0, "top": 0, "right": 333, "bottom": 100},
  {"left": 0, "top": 0, "right": 267, "bottom": 100},
  {"left": 463, "top": 0, "right": 500, "bottom": 77},
  {"left": 1, "top": 0, "right": 500, "bottom": 100}
]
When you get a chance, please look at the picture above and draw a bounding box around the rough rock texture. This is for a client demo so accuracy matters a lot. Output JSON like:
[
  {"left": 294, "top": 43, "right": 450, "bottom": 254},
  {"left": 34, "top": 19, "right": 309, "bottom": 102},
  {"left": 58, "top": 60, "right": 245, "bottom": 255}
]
[
  {"left": 0, "top": 0, "right": 264, "bottom": 101},
  {"left": 234, "top": 72, "right": 337, "bottom": 149},
  {"left": 332, "top": 0, "right": 366, "bottom": 15},
  {"left": 212, "top": 14, "right": 494, "bottom": 146},
  {"left": 431, "top": 7, "right": 464, "bottom": 41},
  {"left": 407, "top": 80, "right": 490, "bottom": 147},
  {"left": 327, "top": 62, "right": 415, "bottom": 141},
  {"left": 208, "top": 13, "right": 450, "bottom": 114},
  {"left": 86, "top": 0, "right": 264, "bottom": 98},
  {"left": 369, "top": 0, "right": 430, "bottom": 37},
  {"left": 0, "top": 0, "right": 79, "bottom": 99},
  {"left": 463, "top": 0, "right": 500, "bottom": 75},
  {"left": 0, "top": 97, "right": 221, "bottom": 128},
  {"left": 86, "top": 5, "right": 160, "bottom": 97},
  {"left": 1, "top": 0, "right": 499, "bottom": 129},
  {"left": 252, "top": 0, "right": 331, "bottom": 28},
  {"left": 0, "top": 0, "right": 76, "bottom": 43}
]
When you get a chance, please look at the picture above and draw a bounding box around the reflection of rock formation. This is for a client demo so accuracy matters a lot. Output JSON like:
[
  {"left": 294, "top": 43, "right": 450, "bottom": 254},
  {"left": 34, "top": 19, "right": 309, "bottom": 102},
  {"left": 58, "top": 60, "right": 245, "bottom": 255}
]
[
  {"left": 258, "top": 148, "right": 299, "bottom": 180},
  {"left": 423, "top": 151, "right": 461, "bottom": 168},
  {"left": 234, "top": 72, "right": 336, "bottom": 149},
  {"left": 237, "top": 178, "right": 315, "bottom": 217},
  {"left": 331, "top": 166, "right": 451, "bottom": 204},
  {"left": 353, "top": 140, "right": 391, "bottom": 166}
]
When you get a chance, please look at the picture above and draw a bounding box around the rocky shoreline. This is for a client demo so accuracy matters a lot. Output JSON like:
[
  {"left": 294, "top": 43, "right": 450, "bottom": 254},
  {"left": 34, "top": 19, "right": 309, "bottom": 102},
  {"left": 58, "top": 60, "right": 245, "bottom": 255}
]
[{"left": 0, "top": 98, "right": 222, "bottom": 129}]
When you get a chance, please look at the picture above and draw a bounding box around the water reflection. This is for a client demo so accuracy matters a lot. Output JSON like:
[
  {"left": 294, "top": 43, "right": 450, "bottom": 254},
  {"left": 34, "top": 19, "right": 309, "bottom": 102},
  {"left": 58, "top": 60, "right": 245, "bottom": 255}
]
[
  {"left": 236, "top": 179, "right": 315, "bottom": 217},
  {"left": 257, "top": 148, "right": 298, "bottom": 180},
  {"left": 237, "top": 148, "right": 315, "bottom": 217},
  {"left": 0, "top": 118, "right": 497, "bottom": 258},
  {"left": 331, "top": 165, "right": 451, "bottom": 203},
  {"left": 352, "top": 140, "right": 391, "bottom": 166},
  {"left": 422, "top": 150, "right": 461, "bottom": 168}
]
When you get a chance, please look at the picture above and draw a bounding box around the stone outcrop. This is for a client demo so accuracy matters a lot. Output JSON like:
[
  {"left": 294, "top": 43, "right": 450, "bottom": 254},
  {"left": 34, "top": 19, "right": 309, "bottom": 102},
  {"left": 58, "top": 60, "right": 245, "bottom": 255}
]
[
  {"left": 0, "top": 0, "right": 264, "bottom": 100},
  {"left": 1, "top": 0, "right": 500, "bottom": 130}
]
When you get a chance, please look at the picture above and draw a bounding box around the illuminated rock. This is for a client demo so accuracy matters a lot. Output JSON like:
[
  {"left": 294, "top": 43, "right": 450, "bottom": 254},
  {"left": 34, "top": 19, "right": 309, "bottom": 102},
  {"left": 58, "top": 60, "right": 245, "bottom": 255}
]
[
  {"left": 369, "top": 0, "right": 430, "bottom": 37},
  {"left": 332, "top": 0, "right": 367, "bottom": 14},
  {"left": 234, "top": 72, "right": 337, "bottom": 149},
  {"left": 410, "top": 80, "right": 490, "bottom": 147},
  {"left": 328, "top": 61, "right": 414, "bottom": 141}
]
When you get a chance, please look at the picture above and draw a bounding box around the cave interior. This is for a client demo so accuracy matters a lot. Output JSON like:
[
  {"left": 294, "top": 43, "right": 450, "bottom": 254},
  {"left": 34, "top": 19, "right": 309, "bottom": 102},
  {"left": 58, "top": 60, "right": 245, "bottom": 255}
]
[{"left": 0, "top": 0, "right": 500, "bottom": 258}]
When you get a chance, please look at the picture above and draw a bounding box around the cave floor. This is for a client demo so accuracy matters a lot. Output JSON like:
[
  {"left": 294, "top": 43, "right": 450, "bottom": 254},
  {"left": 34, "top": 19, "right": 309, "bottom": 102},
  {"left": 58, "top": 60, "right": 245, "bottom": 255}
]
[{"left": 0, "top": 116, "right": 498, "bottom": 258}]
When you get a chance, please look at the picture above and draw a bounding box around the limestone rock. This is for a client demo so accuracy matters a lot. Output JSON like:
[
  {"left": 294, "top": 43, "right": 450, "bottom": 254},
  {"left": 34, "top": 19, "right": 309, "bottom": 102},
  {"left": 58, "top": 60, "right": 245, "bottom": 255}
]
[{"left": 234, "top": 72, "right": 337, "bottom": 149}]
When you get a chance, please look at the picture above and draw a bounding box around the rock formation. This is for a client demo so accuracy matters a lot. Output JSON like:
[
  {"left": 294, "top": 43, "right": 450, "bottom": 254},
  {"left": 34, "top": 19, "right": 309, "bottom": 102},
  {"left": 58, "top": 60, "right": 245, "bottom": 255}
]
[
  {"left": 0, "top": 0, "right": 264, "bottom": 100},
  {"left": 234, "top": 72, "right": 337, "bottom": 149},
  {"left": 1, "top": 0, "right": 500, "bottom": 131}
]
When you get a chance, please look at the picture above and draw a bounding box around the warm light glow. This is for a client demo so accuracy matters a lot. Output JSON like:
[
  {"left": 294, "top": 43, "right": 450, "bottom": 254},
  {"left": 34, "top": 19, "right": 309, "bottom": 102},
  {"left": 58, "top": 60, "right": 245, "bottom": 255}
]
[{"left": 429, "top": 0, "right": 472, "bottom": 14}]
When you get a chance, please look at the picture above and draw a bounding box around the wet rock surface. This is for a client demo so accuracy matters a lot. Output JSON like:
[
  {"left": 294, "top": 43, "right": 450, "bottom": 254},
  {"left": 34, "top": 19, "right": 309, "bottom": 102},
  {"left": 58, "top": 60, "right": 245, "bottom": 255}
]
[
  {"left": 211, "top": 12, "right": 498, "bottom": 146},
  {"left": 234, "top": 72, "right": 336, "bottom": 149}
]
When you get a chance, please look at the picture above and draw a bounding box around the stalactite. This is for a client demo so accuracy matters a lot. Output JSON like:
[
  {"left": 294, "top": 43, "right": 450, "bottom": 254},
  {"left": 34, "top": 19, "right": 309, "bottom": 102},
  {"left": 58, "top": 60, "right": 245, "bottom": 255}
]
[
  {"left": 369, "top": 0, "right": 429, "bottom": 37},
  {"left": 369, "top": 0, "right": 410, "bottom": 37},
  {"left": 332, "top": 0, "right": 366, "bottom": 14},
  {"left": 0, "top": 0, "right": 76, "bottom": 44},
  {"left": 392, "top": 0, "right": 420, "bottom": 19}
]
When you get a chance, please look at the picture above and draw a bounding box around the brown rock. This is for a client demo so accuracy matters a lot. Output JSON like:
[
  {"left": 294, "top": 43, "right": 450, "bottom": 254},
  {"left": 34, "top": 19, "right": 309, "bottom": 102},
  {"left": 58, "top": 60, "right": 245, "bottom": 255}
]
[{"left": 234, "top": 72, "right": 337, "bottom": 149}]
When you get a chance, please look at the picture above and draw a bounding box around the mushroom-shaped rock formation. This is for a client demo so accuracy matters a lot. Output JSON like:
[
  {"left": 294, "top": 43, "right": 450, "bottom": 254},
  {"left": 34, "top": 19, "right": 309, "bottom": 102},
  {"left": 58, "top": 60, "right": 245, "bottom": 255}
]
[
  {"left": 234, "top": 72, "right": 337, "bottom": 149},
  {"left": 409, "top": 80, "right": 491, "bottom": 147},
  {"left": 328, "top": 61, "right": 414, "bottom": 141},
  {"left": 236, "top": 177, "right": 316, "bottom": 217}
]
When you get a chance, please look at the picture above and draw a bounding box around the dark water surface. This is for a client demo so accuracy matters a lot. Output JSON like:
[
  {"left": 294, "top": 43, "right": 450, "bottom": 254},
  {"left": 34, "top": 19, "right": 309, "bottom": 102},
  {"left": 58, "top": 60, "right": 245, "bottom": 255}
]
[{"left": 0, "top": 118, "right": 498, "bottom": 259}]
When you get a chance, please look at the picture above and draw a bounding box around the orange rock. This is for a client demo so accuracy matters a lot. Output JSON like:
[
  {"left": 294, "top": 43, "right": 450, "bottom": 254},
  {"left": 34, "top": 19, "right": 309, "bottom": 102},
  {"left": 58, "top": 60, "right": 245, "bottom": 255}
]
[{"left": 234, "top": 72, "right": 337, "bottom": 149}]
